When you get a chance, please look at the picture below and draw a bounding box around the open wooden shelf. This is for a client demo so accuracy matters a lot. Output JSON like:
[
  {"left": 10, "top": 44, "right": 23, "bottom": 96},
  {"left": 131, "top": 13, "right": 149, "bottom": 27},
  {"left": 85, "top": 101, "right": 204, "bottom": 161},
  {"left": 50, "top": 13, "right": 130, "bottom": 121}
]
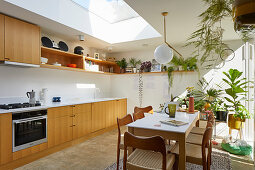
[
  {"left": 41, "top": 46, "right": 83, "bottom": 58},
  {"left": 85, "top": 57, "right": 117, "bottom": 65},
  {"left": 118, "top": 70, "right": 195, "bottom": 75},
  {"left": 40, "top": 64, "right": 117, "bottom": 75}
]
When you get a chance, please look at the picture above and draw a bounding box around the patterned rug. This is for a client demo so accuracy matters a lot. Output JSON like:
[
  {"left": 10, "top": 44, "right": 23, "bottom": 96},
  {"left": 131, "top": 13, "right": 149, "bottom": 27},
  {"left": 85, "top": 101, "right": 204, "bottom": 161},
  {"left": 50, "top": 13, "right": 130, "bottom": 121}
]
[{"left": 105, "top": 149, "right": 232, "bottom": 170}]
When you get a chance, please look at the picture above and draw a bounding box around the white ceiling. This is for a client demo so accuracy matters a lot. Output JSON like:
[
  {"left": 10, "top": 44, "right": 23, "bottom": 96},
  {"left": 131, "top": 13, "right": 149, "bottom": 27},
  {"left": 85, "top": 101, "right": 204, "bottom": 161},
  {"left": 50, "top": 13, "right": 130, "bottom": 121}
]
[{"left": 0, "top": 0, "right": 241, "bottom": 53}]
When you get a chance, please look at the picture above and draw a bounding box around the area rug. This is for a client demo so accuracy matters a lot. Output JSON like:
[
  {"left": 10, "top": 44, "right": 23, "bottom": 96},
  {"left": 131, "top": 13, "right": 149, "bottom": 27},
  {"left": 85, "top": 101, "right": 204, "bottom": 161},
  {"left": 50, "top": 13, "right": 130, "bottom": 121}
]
[{"left": 105, "top": 149, "right": 232, "bottom": 170}]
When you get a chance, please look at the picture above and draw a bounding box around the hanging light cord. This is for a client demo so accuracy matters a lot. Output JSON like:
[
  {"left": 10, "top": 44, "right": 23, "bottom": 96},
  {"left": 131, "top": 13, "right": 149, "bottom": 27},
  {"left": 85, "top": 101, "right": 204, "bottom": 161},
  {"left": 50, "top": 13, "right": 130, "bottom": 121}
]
[{"left": 162, "top": 12, "right": 183, "bottom": 59}]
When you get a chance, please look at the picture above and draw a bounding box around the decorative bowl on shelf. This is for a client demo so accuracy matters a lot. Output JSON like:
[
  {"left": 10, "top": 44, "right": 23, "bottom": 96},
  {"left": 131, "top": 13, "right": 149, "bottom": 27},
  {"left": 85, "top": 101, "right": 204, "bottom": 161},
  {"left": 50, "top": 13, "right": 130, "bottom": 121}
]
[
  {"left": 41, "top": 57, "right": 48, "bottom": 64},
  {"left": 67, "top": 64, "right": 77, "bottom": 68},
  {"left": 53, "top": 62, "right": 61, "bottom": 66}
]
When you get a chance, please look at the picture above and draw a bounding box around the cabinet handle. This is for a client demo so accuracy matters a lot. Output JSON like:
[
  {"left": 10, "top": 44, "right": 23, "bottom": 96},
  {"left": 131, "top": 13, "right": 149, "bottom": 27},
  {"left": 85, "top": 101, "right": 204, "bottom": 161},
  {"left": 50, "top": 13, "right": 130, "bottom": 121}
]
[
  {"left": 70, "top": 125, "right": 76, "bottom": 127},
  {"left": 70, "top": 115, "right": 75, "bottom": 117}
]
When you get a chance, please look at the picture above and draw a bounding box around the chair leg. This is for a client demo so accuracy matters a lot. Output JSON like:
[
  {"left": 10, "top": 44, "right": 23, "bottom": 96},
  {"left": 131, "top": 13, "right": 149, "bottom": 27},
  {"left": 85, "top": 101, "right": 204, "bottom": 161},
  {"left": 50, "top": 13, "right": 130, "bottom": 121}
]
[
  {"left": 117, "top": 148, "right": 120, "bottom": 170},
  {"left": 173, "top": 156, "right": 179, "bottom": 170}
]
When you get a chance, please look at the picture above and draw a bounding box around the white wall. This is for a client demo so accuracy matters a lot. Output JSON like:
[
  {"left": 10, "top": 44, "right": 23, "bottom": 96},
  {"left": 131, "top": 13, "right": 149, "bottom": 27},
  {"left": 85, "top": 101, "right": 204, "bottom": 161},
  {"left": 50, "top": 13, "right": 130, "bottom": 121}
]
[{"left": 0, "top": 66, "right": 111, "bottom": 103}]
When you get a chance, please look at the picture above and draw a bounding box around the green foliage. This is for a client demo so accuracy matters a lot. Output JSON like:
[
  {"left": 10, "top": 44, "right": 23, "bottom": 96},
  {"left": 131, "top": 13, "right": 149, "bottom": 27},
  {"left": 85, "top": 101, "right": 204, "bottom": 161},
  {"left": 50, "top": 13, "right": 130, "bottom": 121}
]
[
  {"left": 129, "top": 58, "right": 141, "bottom": 68},
  {"left": 167, "top": 66, "right": 174, "bottom": 88},
  {"left": 170, "top": 56, "right": 198, "bottom": 71},
  {"left": 116, "top": 58, "right": 128, "bottom": 69},
  {"left": 222, "top": 69, "right": 252, "bottom": 119},
  {"left": 186, "top": 0, "right": 233, "bottom": 64}
]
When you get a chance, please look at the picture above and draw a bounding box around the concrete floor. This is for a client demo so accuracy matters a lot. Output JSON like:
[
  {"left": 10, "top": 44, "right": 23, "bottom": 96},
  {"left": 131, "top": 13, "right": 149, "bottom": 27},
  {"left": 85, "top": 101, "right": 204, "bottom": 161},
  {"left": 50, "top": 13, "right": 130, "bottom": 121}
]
[{"left": 16, "top": 124, "right": 254, "bottom": 170}]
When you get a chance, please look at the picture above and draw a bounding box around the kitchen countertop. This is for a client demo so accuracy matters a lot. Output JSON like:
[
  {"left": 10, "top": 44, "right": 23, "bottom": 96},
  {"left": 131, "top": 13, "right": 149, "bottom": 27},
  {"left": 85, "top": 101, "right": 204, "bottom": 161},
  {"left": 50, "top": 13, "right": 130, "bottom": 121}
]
[{"left": 0, "top": 97, "right": 126, "bottom": 114}]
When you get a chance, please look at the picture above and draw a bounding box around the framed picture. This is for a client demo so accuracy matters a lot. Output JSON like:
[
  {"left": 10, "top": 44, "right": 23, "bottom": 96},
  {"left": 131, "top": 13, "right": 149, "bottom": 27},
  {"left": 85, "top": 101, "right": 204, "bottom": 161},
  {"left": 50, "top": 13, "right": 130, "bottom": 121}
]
[
  {"left": 151, "top": 64, "right": 161, "bottom": 72},
  {"left": 94, "top": 53, "right": 99, "bottom": 59}
]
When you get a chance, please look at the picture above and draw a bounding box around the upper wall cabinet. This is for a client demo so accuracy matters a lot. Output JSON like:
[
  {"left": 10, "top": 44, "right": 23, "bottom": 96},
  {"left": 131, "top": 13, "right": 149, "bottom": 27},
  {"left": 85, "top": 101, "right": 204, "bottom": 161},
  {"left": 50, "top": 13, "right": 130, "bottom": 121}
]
[
  {"left": 0, "top": 14, "right": 4, "bottom": 61},
  {"left": 4, "top": 16, "right": 40, "bottom": 65}
]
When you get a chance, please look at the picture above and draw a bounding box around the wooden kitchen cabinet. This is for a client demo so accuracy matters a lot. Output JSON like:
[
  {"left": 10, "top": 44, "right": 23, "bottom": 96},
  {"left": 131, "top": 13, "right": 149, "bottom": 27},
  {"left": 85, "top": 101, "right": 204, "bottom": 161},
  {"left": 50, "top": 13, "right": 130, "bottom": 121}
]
[
  {"left": 72, "top": 103, "right": 92, "bottom": 139},
  {"left": 0, "top": 14, "right": 4, "bottom": 61},
  {"left": 47, "top": 106, "right": 73, "bottom": 148},
  {"left": 0, "top": 113, "right": 12, "bottom": 165},
  {"left": 105, "top": 100, "right": 115, "bottom": 127},
  {"left": 4, "top": 16, "right": 40, "bottom": 64},
  {"left": 91, "top": 101, "right": 107, "bottom": 132},
  {"left": 115, "top": 99, "right": 127, "bottom": 119}
]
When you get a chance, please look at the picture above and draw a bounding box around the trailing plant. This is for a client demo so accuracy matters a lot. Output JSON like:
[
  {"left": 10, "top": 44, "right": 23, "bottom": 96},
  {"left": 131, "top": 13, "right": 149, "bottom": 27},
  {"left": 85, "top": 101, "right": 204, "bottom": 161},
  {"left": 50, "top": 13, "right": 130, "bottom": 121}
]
[
  {"left": 222, "top": 68, "right": 252, "bottom": 119},
  {"left": 116, "top": 58, "right": 128, "bottom": 69},
  {"left": 167, "top": 66, "right": 174, "bottom": 88},
  {"left": 186, "top": 0, "right": 233, "bottom": 64},
  {"left": 129, "top": 58, "right": 141, "bottom": 68}
]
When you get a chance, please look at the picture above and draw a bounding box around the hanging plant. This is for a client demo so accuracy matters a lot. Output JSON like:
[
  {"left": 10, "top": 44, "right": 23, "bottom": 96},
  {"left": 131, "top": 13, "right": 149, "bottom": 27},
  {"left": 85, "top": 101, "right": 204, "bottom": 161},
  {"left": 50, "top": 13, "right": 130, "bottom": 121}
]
[
  {"left": 185, "top": 0, "right": 253, "bottom": 65},
  {"left": 167, "top": 66, "right": 174, "bottom": 88}
]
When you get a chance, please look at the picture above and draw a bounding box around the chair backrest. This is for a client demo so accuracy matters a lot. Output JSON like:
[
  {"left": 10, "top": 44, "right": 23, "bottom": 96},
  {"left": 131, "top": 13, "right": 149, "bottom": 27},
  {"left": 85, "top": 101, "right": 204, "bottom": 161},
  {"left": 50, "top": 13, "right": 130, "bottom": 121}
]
[
  {"left": 134, "top": 106, "right": 153, "bottom": 114},
  {"left": 123, "top": 132, "right": 167, "bottom": 170},
  {"left": 207, "top": 112, "right": 215, "bottom": 126},
  {"left": 117, "top": 114, "right": 133, "bottom": 147},
  {"left": 202, "top": 127, "right": 213, "bottom": 170},
  {"left": 133, "top": 111, "right": 145, "bottom": 121}
]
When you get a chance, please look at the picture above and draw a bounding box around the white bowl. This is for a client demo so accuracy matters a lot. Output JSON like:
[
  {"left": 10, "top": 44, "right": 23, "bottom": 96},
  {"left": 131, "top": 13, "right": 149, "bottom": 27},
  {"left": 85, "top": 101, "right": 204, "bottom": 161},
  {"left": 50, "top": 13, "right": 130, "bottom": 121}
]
[{"left": 41, "top": 57, "right": 48, "bottom": 64}]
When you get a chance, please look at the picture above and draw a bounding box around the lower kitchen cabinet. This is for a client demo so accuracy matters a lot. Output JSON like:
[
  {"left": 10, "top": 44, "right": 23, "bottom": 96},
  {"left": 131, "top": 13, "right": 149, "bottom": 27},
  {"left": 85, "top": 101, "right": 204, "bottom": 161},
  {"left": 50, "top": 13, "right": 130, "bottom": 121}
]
[
  {"left": 91, "top": 101, "right": 107, "bottom": 132},
  {"left": 72, "top": 103, "right": 92, "bottom": 139},
  {"left": 47, "top": 106, "right": 73, "bottom": 148},
  {"left": 115, "top": 98, "right": 127, "bottom": 119},
  {"left": 0, "top": 113, "right": 12, "bottom": 165},
  {"left": 13, "top": 143, "right": 48, "bottom": 160}
]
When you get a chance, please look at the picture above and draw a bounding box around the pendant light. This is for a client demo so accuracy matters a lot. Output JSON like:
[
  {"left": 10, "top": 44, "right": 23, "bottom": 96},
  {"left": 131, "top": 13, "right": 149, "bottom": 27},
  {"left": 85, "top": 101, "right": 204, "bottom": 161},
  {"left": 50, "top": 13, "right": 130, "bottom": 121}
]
[{"left": 154, "top": 12, "right": 183, "bottom": 64}]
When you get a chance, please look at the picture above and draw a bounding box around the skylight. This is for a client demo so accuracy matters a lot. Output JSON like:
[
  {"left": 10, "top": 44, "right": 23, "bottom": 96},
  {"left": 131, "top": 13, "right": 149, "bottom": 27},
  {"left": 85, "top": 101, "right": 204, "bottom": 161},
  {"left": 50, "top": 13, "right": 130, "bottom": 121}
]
[{"left": 72, "top": 0, "right": 139, "bottom": 24}]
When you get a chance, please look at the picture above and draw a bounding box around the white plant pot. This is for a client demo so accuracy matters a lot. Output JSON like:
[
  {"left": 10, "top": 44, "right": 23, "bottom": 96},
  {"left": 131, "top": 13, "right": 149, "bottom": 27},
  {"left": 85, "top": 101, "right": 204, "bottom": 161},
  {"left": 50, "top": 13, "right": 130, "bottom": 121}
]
[
  {"left": 133, "top": 68, "right": 137, "bottom": 73},
  {"left": 178, "top": 66, "right": 184, "bottom": 71}
]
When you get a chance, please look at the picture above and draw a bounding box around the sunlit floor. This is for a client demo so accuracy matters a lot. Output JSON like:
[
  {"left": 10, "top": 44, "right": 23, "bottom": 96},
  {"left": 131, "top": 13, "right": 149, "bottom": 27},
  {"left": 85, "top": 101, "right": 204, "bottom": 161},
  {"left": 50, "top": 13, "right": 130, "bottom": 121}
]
[{"left": 16, "top": 121, "right": 254, "bottom": 170}]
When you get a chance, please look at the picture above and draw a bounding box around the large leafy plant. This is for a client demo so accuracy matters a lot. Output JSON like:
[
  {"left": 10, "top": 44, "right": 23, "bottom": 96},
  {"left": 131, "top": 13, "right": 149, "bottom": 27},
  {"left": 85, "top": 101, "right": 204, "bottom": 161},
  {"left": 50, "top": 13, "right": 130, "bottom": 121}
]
[{"left": 223, "top": 69, "right": 251, "bottom": 119}]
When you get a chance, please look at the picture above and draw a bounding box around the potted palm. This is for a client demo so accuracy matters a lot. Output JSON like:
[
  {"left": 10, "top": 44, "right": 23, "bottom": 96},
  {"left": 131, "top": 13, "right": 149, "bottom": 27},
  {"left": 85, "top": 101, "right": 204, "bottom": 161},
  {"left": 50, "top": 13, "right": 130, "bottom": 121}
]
[
  {"left": 129, "top": 58, "right": 141, "bottom": 73},
  {"left": 116, "top": 58, "right": 128, "bottom": 73},
  {"left": 222, "top": 69, "right": 252, "bottom": 129}
]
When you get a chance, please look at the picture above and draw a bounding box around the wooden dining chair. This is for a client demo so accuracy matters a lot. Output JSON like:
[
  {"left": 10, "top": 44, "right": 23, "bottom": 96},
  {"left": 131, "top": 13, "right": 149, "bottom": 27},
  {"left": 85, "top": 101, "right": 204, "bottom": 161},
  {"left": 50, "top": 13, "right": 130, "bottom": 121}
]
[
  {"left": 117, "top": 114, "right": 133, "bottom": 170},
  {"left": 187, "top": 122, "right": 213, "bottom": 146},
  {"left": 172, "top": 127, "right": 213, "bottom": 170},
  {"left": 191, "top": 112, "right": 215, "bottom": 135},
  {"left": 133, "top": 111, "right": 145, "bottom": 121},
  {"left": 134, "top": 106, "right": 153, "bottom": 114},
  {"left": 123, "top": 132, "right": 176, "bottom": 170}
]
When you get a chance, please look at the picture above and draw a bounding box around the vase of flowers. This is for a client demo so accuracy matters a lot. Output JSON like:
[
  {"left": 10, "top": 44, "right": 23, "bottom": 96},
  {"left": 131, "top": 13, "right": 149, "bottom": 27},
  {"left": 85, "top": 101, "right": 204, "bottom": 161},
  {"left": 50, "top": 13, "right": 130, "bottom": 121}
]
[{"left": 140, "top": 61, "right": 152, "bottom": 72}]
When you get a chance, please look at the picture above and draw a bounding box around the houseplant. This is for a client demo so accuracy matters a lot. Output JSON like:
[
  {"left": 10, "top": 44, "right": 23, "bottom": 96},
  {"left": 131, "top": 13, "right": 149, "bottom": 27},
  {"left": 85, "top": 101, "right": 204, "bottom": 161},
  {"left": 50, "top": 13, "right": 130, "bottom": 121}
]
[
  {"left": 222, "top": 69, "right": 252, "bottom": 129},
  {"left": 210, "top": 98, "right": 228, "bottom": 121},
  {"left": 116, "top": 58, "right": 128, "bottom": 73},
  {"left": 140, "top": 61, "right": 152, "bottom": 72},
  {"left": 170, "top": 55, "right": 198, "bottom": 71},
  {"left": 129, "top": 58, "right": 141, "bottom": 73}
]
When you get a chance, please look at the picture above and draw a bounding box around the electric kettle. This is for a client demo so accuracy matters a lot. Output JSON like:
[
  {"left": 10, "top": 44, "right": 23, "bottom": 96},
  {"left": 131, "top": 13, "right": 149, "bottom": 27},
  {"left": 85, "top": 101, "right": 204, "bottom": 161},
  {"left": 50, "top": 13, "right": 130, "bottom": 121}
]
[{"left": 27, "top": 90, "right": 36, "bottom": 105}]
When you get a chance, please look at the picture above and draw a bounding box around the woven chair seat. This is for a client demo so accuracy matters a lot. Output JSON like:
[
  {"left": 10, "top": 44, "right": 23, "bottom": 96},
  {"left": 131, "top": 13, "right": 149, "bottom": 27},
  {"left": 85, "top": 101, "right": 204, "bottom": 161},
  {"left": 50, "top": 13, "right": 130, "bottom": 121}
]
[
  {"left": 190, "top": 127, "right": 206, "bottom": 135},
  {"left": 187, "top": 133, "right": 203, "bottom": 145},
  {"left": 127, "top": 149, "right": 175, "bottom": 170},
  {"left": 172, "top": 143, "right": 208, "bottom": 165}
]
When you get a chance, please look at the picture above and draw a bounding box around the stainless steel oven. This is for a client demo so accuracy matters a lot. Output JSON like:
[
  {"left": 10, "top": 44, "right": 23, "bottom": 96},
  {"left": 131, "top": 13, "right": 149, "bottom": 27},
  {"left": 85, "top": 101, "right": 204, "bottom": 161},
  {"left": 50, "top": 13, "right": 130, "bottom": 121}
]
[{"left": 12, "top": 109, "right": 47, "bottom": 152}]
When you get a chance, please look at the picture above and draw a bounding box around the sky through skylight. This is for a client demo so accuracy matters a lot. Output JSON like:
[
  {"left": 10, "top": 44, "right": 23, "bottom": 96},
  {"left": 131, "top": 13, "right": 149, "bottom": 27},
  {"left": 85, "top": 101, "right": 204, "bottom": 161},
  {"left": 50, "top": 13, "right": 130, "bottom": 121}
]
[{"left": 72, "top": 0, "right": 139, "bottom": 24}]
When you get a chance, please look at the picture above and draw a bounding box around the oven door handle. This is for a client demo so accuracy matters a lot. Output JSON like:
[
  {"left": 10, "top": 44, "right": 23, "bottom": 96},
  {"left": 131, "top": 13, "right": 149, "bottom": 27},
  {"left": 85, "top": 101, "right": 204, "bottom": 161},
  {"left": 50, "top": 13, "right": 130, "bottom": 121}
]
[{"left": 13, "top": 116, "right": 47, "bottom": 124}]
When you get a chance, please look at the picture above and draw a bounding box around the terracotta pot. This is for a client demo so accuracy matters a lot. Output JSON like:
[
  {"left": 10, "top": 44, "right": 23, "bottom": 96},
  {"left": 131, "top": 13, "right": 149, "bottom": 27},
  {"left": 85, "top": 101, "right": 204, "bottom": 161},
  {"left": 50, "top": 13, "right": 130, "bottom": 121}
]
[
  {"left": 120, "top": 68, "right": 126, "bottom": 73},
  {"left": 228, "top": 114, "right": 245, "bottom": 130}
]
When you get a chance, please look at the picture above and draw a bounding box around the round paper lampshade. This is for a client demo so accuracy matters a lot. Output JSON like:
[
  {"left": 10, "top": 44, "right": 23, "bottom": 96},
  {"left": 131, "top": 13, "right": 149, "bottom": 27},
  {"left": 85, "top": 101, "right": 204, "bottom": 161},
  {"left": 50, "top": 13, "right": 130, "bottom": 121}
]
[{"left": 154, "top": 43, "right": 173, "bottom": 64}]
